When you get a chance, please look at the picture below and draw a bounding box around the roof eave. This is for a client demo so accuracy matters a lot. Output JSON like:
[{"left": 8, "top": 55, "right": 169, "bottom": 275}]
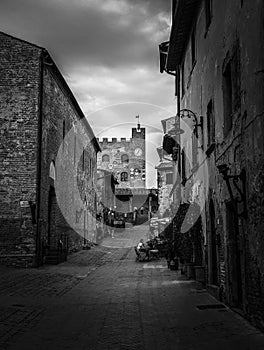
[{"left": 166, "top": 0, "right": 202, "bottom": 72}]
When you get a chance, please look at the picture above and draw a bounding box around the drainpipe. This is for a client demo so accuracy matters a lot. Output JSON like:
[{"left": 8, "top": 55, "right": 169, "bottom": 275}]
[{"left": 35, "top": 51, "right": 44, "bottom": 267}]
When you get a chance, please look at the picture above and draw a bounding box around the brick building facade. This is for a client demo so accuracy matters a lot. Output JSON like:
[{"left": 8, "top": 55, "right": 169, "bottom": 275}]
[
  {"left": 0, "top": 32, "right": 100, "bottom": 267},
  {"left": 160, "top": 0, "right": 264, "bottom": 330}
]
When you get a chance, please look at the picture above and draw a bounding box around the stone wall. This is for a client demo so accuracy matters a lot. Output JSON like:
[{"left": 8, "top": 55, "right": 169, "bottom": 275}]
[
  {"left": 0, "top": 32, "right": 98, "bottom": 266},
  {"left": 177, "top": 0, "right": 264, "bottom": 330},
  {"left": 0, "top": 32, "right": 42, "bottom": 266},
  {"left": 39, "top": 60, "right": 98, "bottom": 254}
]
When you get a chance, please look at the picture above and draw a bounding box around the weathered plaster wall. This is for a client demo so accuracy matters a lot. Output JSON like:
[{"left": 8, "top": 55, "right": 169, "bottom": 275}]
[{"left": 179, "top": 0, "right": 264, "bottom": 329}]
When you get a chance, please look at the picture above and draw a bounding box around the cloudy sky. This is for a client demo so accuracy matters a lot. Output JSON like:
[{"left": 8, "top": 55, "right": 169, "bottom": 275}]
[{"left": 0, "top": 0, "right": 176, "bottom": 186}]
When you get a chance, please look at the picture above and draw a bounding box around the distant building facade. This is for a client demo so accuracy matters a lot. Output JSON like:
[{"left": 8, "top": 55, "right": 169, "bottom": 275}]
[
  {"left": 97, "top": 124, "right": 147, "bottom": 215},
  {"left": 160, "top": 0, "right": 264, "bottom": 331},
  {"left": 0, "top": 32, "right": 100, "bottom": 267},
  {"left": 97, "top": 124, "right": 146, "bottom": 189}
]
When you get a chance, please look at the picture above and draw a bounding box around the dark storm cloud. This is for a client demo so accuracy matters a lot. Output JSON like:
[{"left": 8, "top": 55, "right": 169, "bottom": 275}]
[
  {"left": 0, "top": 0, "right": 171, "bottom": 69},
  {"left": 131, "top": 0, "right": 171, "bottom": 15},
  {"left": 0, "top": 0, "right": 173, "bottom": 187},
  {"left": 0, "top": 0, "right": 174, "bottom": 112}
]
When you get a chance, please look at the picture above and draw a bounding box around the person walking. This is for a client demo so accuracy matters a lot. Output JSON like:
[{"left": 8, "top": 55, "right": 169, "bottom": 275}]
[{"left": 110, "top": 210, "right": 115, "bottom": 238}]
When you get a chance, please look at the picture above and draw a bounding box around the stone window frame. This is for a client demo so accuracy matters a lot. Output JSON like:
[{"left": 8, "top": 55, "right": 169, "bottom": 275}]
[
  {"left": 120, "top": 171, "right": 128, "bottom": 182},
  {"left": 121, "top": 154, "right": 129, "bottom": 163},
  {"left": 102, "top": 154, "right": 110, "bottom": 163}
]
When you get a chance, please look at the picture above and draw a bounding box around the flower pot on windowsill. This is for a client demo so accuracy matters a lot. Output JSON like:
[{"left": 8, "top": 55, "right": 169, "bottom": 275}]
[{"left": 194, "top": 266, "right": 205, "bottom": 283}]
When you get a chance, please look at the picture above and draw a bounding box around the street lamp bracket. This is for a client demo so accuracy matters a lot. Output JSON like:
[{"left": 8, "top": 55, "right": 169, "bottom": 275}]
[{"left": 177, "top": 108, "right": 203, "bottom": 135}]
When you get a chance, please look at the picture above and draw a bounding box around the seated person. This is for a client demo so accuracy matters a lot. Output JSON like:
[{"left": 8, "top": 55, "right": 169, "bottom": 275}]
[
  {"left": 137, "top": 239, "right": 144, "bottom": 251},
  {"left": 137, "top": 239, "right": 150, "bottom": 259}
]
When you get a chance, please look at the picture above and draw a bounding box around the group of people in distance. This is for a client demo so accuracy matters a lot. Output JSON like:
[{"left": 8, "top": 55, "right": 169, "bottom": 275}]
[
  {"left": 136, "top": 238, "right": 150, "bottom": 259},
  {"left": 136, "top": 236, "right": 178, "bottom": 268},
  {"left": 135, "top": 237, "right": 161, "bottom": 261}
]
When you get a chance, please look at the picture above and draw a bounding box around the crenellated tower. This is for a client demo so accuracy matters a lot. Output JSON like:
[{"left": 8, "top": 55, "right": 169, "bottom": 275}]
[{"left": 97, "top": 122, "right": 146, "bottom": 189}]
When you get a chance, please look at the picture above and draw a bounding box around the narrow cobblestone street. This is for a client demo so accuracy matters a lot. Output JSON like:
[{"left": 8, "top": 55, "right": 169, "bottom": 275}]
[{"left": 1, "top": 225, "right": 264, "bottom": 350}]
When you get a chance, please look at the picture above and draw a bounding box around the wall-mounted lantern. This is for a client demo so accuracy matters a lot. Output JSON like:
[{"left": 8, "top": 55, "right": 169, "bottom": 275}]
[{"left": 217, "top": 164, "right": 247, "bottom": 218}]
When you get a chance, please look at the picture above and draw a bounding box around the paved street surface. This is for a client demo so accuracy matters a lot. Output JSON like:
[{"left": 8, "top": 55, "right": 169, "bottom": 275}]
[
  {"left": 1, "top": 224, "right": 264, "bottom": 350},
  {"left": 100, "top": 221, "right": 149, "bottom": 248}
]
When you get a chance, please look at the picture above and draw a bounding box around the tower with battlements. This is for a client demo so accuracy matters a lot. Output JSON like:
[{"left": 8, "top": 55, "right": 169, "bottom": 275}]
[
  {"left": 97, "top": 125, "right": 146, "bottom": 189},
  {"left": 96, "top": 122, "right": 150, "bottom": 216}
]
